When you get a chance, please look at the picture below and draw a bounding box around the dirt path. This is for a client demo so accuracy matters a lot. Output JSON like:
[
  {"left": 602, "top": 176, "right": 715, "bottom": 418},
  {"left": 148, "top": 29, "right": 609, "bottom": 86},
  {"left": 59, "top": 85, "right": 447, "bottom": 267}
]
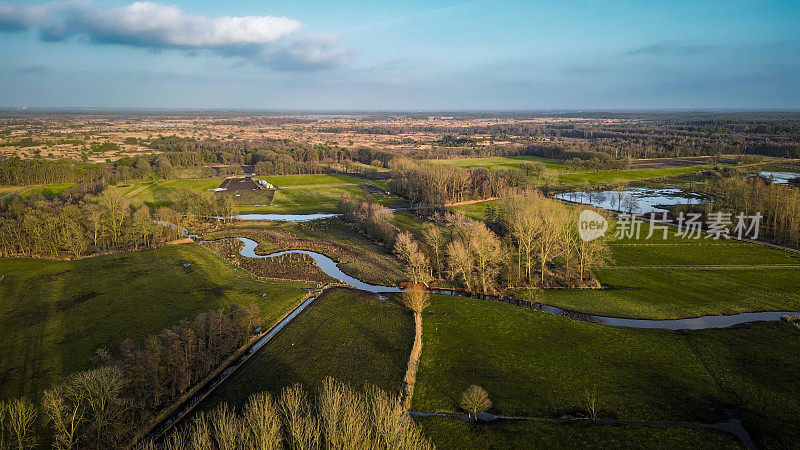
[
  {"left": 0, "top": 185, "right": 36, "bottom": 200},
  {"left": 125, "top": 182, "right": 154, "bottom": 198},
  {"left": 277, "top": 183, "right": 360, "bottom": 189},
  {"left": 445, "top": 197, "right": 500, "bottom": 207},
  {"left": 401, "top": 312, "right": 423, "bottom": 411}
]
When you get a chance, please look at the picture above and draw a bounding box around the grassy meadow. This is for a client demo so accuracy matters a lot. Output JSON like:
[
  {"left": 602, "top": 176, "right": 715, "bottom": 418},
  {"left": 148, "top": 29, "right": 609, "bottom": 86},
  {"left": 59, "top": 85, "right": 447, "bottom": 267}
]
[
  {"left": 534, "top": 222, "right": 800, "bottom": 319},
  {"left": 107, "top": 174, "right": 400, "bottom": 214},
  {"left": 415, "top": 417, "right": 742, "bottom": 449},
  {"left": 428, "top": 155, "right": 723, "bottom": 189},
  {"left": 0, "top": 243, "right": 314, "bottom": 400},
  {"left": 426, "top": 155, "right": 563, "bottom": 172},
  {"left": 412, "top": 294, "right": 800, "bottom": 448},
  {"left": 195, "top": 288, "right": 414, "bottom": 411}
]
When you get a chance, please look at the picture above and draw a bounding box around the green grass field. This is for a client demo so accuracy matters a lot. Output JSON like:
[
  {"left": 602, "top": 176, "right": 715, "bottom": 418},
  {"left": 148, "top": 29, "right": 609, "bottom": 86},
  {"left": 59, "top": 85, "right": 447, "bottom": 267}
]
[
  {"left": 557, "top": 166, "right": 719, "bottom": 186},
  {"left": 0, "top": 244, "right": 314, "bottom": 400},
  {"left": 687, "top": 322, "right": 800, "bottom": 448},
  {"left": 414, "top": 295, "right": 719, "bottom": 423},
  {"left": 446, "top": 199, "right": 505, "bottom": 220},
  {"left": 426, "top": 155, "right": 720, "bottom": 189},
  {"left": 426, "top": 156, "right": 562, "bottom": 172},
  {"left": 109, "top": 178, "right": 223, "bottom": 208},
  {"left": 532, "top": 223, "right": 800, "bottom": 319},
  {"left": 447, "top": 199, "right": 800, "bottom": 319},
  {"left": 254, "top": 184, "right": 367, "bottom": 214},
  {"left": 109, "top": 175, "right": 400, "bottom": 214},
  {"left": 258, "top": 174, "right": 363, "bottom": 187},
  {"left": 195, "top": 288, "right": 414, "bottom": 411},
  {"left": 415, "top": 417, "right": 742, "bottom": 449},
  {"left": 0, "top": 182, "right": 76, "bottom": 201},
  {"left": 412, "top": 294, "right": 800, "bottom": 448}
]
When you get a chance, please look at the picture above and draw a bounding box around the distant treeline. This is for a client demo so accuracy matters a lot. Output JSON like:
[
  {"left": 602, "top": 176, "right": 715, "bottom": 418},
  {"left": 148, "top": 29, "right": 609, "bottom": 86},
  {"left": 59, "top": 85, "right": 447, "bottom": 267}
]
[
  {"left": 700, "top": 177, "right": 800, "bottom": 248},
  {"left": 0, "top": 136, "right": 399, "bottom": 185},
  {"left": 0, "top": 157, "right": 108, "bottom": 185},
  {"left": 389, "top": 159, "right": 521, "bottom": 207},
  {"left": 0, "top": 191, "right": 174, "bottom": 258}
]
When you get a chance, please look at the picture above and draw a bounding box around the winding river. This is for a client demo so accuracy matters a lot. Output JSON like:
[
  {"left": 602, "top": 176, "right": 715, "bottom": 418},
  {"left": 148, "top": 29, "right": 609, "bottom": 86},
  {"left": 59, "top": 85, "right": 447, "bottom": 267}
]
[
  {"left": 234, "top": 237, "right": 798, "bottom": 330},
  {"left": 237, "top": 237, "right": 402, "bottom": 293},
  {"left": 150, "top": 232, "right": 797, "bottom": 442}
]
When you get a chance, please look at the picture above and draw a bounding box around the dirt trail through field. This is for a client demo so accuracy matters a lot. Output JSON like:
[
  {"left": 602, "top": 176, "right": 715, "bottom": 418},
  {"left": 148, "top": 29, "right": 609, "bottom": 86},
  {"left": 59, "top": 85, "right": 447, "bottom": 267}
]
[
  {"left": 0, "top": 185, "right": 35, "bottom": 200},
  {"left": 277, "top": 182, "right": 360, "bottom": 189},
  {"left": 445, "top": 197, "right": 500, "bottom": 207},
  {"left": 125, "top": 182, "right": 153, "bottom": 198},
  {"left": 401, "top": 312, "right": 423, "bottom": 411}
]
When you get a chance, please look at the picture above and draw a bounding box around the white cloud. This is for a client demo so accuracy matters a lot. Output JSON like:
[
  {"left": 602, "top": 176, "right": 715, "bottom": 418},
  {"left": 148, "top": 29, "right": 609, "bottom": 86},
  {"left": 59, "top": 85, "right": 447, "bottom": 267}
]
[
  {"left": 0, "top": 1, "right": 349, "bottom": 69},
  {"left": 276, "top": 35, "right": 353, "bottom": 70}
]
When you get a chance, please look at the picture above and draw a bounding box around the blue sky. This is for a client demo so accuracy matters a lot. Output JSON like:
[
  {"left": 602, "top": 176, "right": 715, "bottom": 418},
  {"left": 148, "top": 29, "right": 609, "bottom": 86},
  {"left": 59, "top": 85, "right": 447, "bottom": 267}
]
[{"left": 1, "top": 0, "right": 799, "bottom": 109}]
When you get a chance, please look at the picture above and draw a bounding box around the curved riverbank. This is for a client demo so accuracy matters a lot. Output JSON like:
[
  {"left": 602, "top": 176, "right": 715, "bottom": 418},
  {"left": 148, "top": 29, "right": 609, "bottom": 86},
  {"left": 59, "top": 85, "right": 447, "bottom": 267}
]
[
  {"left": 236, "top": 237, "right": 402, "bottom": 293},
  {"left": 234, "top": 236, "right": 799, "bottom": 330}
]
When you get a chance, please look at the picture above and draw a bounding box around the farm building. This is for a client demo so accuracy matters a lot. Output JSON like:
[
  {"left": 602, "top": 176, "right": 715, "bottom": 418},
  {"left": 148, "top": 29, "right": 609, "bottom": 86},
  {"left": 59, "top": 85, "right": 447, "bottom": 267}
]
[{"left": 215, "top": 176, "right": 274, "bottom": 191}]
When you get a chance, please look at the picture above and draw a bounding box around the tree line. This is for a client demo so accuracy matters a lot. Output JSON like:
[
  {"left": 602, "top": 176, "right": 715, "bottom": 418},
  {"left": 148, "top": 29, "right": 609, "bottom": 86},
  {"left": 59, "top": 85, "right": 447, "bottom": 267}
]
[
  {"left": 389, "top": 158, "right": 519, "bottom": 207},
  {"left": 0, "top": 157, "right": 108, "bottom": 185},
  {"left": 120, "top": 304, "right": 261, "bottom": 409},
  {"left": 702, "top": 176, "right": 800, "bottom": 247},
  {"left": 0, "top": 191, "right": 170, "bottom": 258},
  {"left": 0, "top": 183, "right": 241, "bottom": 259},
  {"left": 337, "top": 192, "right": 398, "bottom": 247},
  {"left": 151, "top": 378, "right": 432, "bottom": 449},
  {"left": 393, "top": 195, "right": 610, "bottom": 293}
]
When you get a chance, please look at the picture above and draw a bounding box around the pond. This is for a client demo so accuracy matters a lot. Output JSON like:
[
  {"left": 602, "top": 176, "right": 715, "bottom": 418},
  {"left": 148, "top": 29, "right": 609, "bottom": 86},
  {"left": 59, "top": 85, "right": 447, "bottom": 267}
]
[
  {"left": 756, "top": 171, "right": 800, "bottom": 185},
  {"left": 555, "top": 187, "right": 704, "bottom": 214}
]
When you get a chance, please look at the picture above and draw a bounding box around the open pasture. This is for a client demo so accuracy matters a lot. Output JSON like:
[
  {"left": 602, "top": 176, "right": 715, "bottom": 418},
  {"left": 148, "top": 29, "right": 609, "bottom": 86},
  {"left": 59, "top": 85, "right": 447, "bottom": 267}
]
[
  {"left": 0, "top": 243, "right": 313, "bottom": 400},
  {"left": 413, "top": 294, "right": 800, "bottom": 448},
  {"left": 195, "top": 288, "right": 414, "bottom": 411},
  {"left": 530, "top": 222, "right": 800, "bottom": 319}
]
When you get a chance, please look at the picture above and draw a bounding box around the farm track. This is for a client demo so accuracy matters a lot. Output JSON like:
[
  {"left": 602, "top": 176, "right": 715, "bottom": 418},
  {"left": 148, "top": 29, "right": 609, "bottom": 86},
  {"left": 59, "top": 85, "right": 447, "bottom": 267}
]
[
  {"left": 125, "top": 182, "right": 155, "bottom": 198},
  {"left": 276, "top": 182, "right": 360, "bottom": 189},
  {"left": 0, "top": 185, "right": 35, "bottom": 199}
]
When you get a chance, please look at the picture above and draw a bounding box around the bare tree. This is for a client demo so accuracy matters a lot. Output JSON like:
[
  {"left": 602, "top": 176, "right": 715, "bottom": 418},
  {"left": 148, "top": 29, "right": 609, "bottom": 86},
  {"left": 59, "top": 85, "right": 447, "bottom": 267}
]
[
  {"left": 242, "top": 392, "right": 283, "bottom": 450},
  {"left": 445, "top": 239, "right": 474, "bottom": 291},
  {"left": 279, "top": 385, "right": 319, "bottom": 450},
  {"left": 209, "top": 403, "right": 240, "bottom": 450},
  {"left": 5, "top": 397, "right": 38, "bottom": 450},
  {"left": 463, "top": 221, "right": 503, "bottom": 293},
  {"left": 393, "top": 231, "right": 431, "bottom": 285},
  {"left": 460, "top": 385, "right": 492, "bottom": 421},
  {"left": 98, "top": 190, "right": 128, "bottom": 246},
  {"left": 532, "top": 203, "right": 567, "bottom": 286},
  {"left": 42, "top": 386, "right": 85, "bottom": 450},
  {"left": 421, "top": 223, "right": 445, "bottom": 279}
]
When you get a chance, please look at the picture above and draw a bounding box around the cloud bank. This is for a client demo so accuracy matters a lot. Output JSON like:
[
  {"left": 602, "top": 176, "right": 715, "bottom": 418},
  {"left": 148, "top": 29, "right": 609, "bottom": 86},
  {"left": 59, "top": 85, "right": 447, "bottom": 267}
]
[{"left": 0, "top": 1, "right": 349, "bottom": 69}]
